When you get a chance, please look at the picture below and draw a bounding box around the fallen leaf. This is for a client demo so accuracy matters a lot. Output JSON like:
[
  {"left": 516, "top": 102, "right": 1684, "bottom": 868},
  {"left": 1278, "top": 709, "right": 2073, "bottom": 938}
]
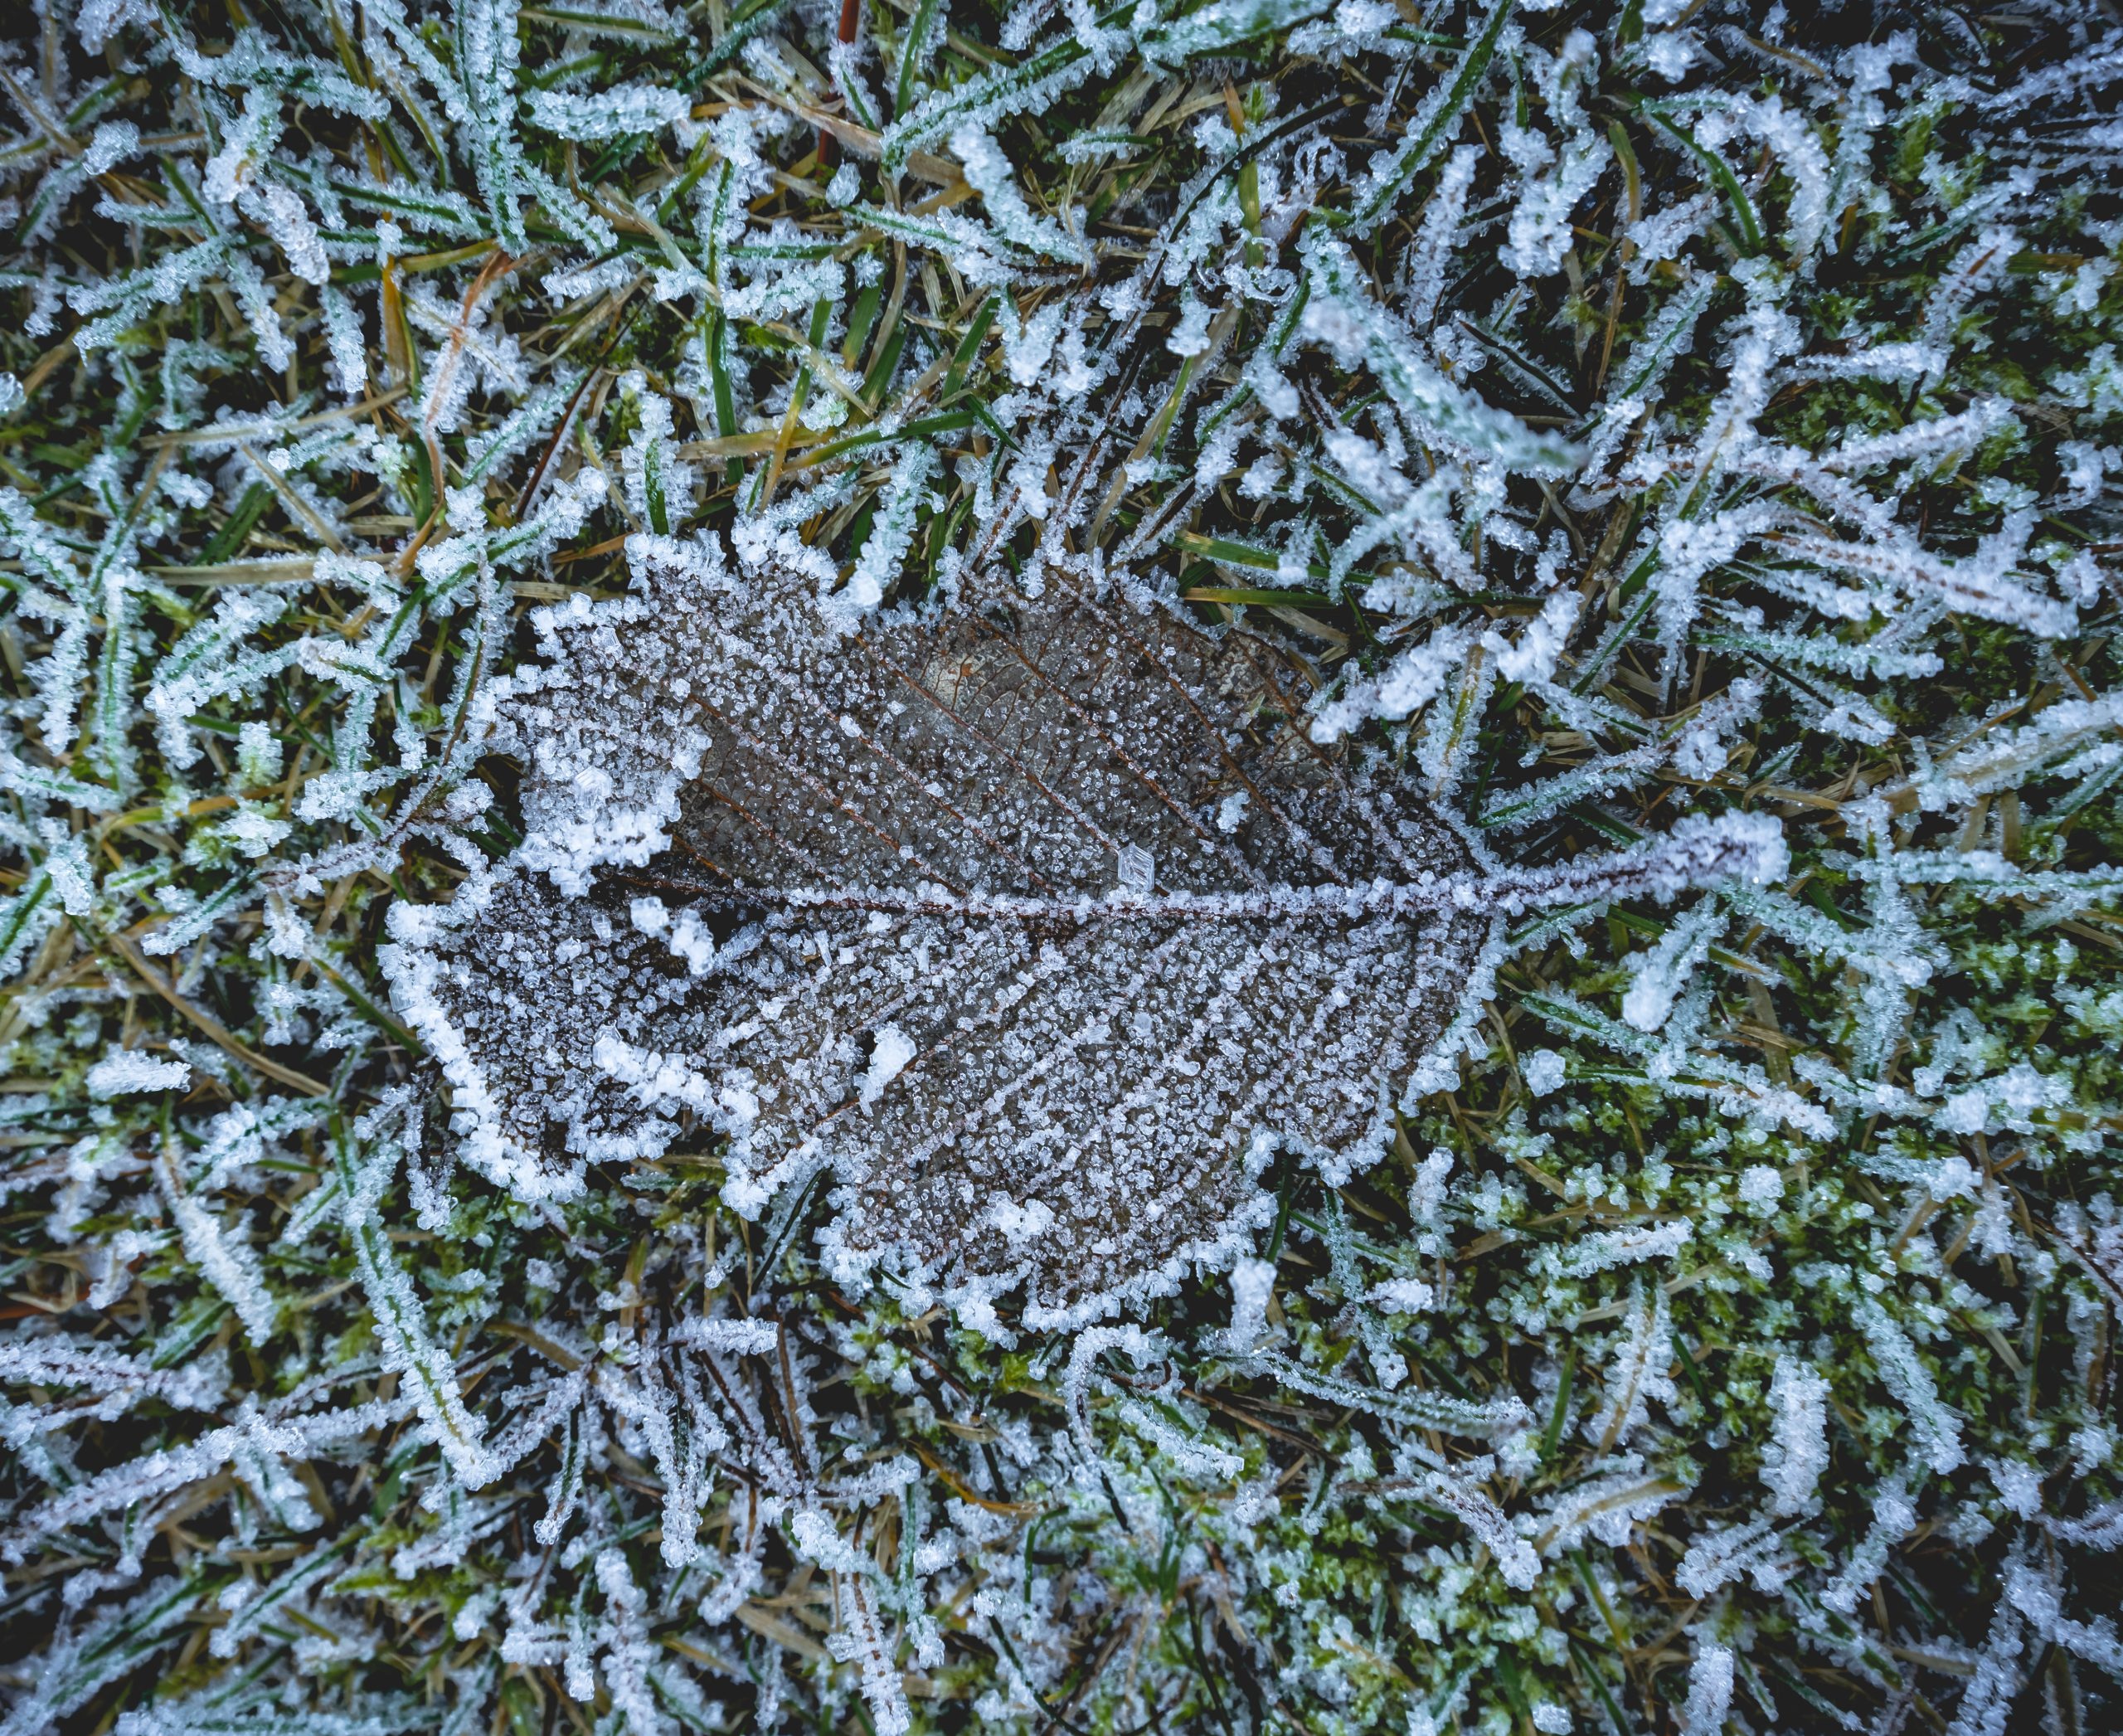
[{"left": 386, "top": 535, "right": 1487, "bottom": 1321}]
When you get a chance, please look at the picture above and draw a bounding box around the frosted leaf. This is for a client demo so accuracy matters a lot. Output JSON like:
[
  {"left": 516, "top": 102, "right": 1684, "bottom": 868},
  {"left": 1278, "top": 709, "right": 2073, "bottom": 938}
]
[{"left": 390, "top": 536, "right": 1489, "bottom": 1320}]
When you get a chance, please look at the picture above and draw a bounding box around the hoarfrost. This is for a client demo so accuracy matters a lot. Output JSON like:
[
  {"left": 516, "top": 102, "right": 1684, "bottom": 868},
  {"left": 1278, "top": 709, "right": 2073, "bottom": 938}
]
[
  {"left": 85, "top": 1052, "right": 192, "bottom": 1097},
  {"left": 3, "top": 3, "right": 2121, "bottom": 1734}
]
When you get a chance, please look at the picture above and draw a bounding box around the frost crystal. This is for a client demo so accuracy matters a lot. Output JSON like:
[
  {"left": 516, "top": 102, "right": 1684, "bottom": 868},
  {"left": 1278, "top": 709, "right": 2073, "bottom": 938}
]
[{"left": 84, "top": 1052, "right": 192, "bottom": 1097}]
